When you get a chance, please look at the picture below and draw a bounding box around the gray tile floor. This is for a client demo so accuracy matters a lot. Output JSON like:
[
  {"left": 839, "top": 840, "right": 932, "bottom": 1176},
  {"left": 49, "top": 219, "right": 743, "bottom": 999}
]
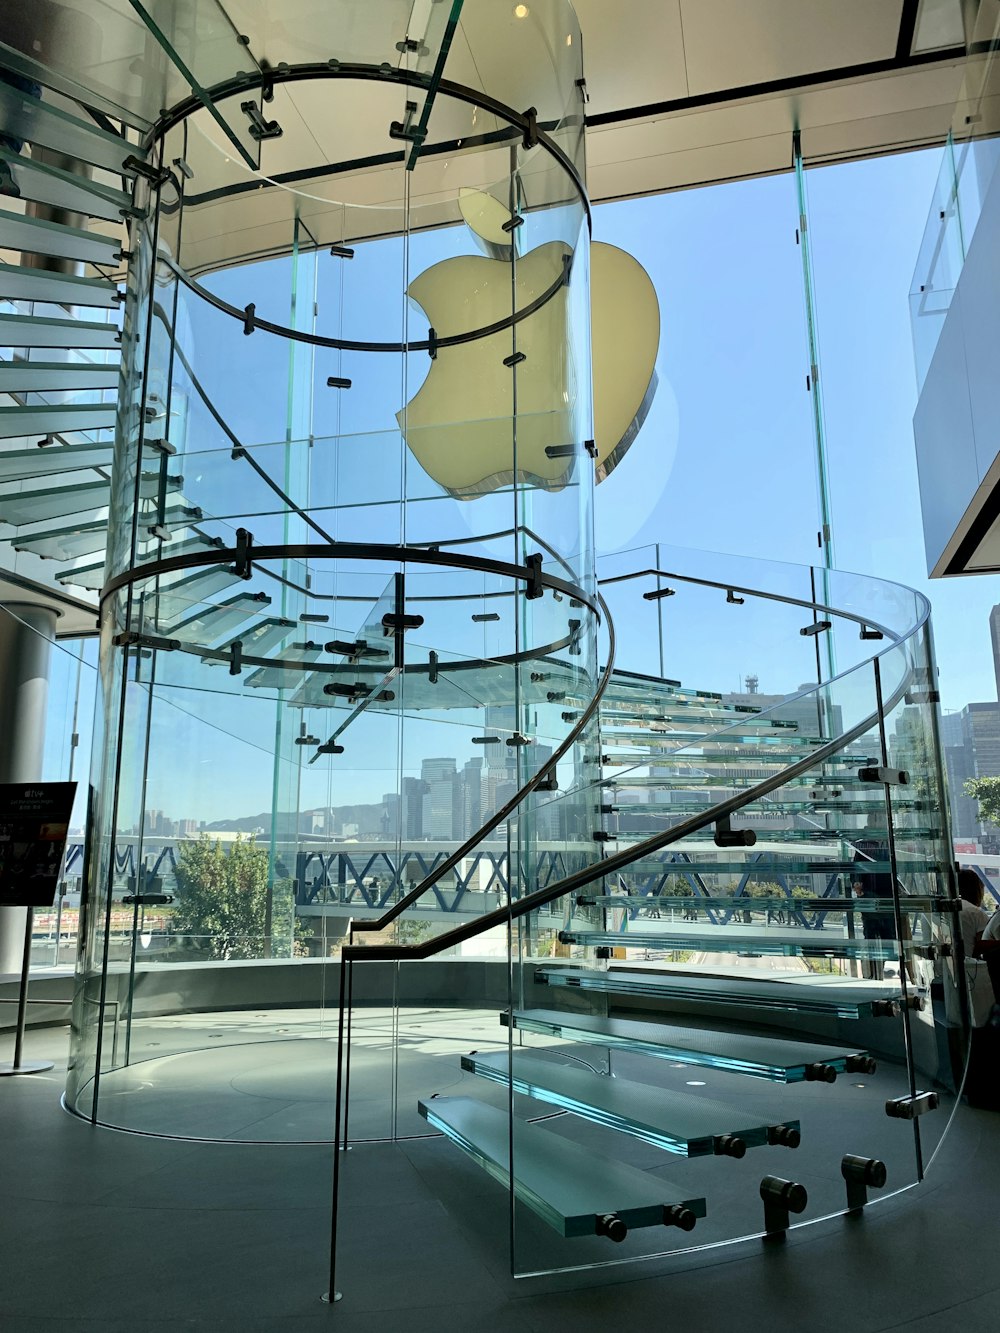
[{"left": 2, "top": 1020, "right": 998, "bottom": 1333}]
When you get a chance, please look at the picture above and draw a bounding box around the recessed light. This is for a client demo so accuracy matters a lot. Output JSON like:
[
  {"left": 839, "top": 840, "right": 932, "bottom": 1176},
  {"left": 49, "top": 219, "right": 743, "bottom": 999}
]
[
  {"left": 686, "top": 1080, "right": 706, "bottom": 1086},
  {"left": 514, "top": 4, "right": 529, "bottom": 17},
  {"left": 855, "top": 1082, "right": 866, "bottom": 1088}
]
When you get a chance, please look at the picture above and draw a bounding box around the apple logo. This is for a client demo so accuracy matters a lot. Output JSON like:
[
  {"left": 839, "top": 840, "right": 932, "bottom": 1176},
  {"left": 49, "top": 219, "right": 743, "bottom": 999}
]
[{"left": 398, "top": 188, "right": 659, "bottom": 500}]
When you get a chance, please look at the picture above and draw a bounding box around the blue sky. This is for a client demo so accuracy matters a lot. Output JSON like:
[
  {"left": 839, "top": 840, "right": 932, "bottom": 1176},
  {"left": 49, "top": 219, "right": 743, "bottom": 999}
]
[{"left": 42, "top": 143, "right": 1000, "bottom": 822}]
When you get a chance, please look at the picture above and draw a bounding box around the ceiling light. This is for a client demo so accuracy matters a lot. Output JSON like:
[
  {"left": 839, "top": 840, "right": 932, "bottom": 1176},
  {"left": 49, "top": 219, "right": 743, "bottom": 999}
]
[{"left": 514, "top": 5, "right": 529, "bottom": 17}]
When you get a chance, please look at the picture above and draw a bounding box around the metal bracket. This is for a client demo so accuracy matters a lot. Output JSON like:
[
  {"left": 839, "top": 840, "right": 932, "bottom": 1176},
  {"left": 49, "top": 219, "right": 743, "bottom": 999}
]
[
  {"left": 841, "top": 1155, "right": 887, "bottom": 1211},
  {"left": 885, "top": 1091, "right": 939, "bottom": 1120},
  {"left": 800, "top": 619, "right": 832, "bottom": 637},
  {"left": 242, "top": 303, "right": 256, "bottom": 335},
  {"left": 545, "top": 443, "right": 577, "bottom": 459},
  {"left": 228, "top": 640, "right": 243, "bottom": 677},
  {"left": 568, "top": 619, "right": 582, "bottom": 656},
  {"left": 316, "top": 741, "right": 345, "bottom": 755},
  {"left": 860, "top": 624, "right": 883, "bottom": 640},
  {"left": 642, "top": 586, "right": 676, "bottom": 602},
  {"left": 506, "top": 733, "right": 532, "bottom": 748},
  {"left": 241, "top": 101, "right": 283, "bottom": 140},
  {"left": 584, "top": 439, "right": 598, "bottom": 458},
  {"left": 503, "top": 351, "right": 526, "bottom": 367},
  {"left": 381, "top": 612, "right": 424, "bottom": 636},
  {"left": 760, "top": 1176, "right": 807, "bottom": 1235},
  {"left": 326, "top": 376, "right": 352, "bottom": 389},
  {"left": 330, "top": 244, "right": 355, "bottom": 259},
  {"left": 121, "top": 154, "right": 170, "bottom": 186},
  {"left": 858, "top": 766, "right": 909, "bottom": 785},
  {"left": 428, "top": 650, "right": 439, "bottom": 684},
  {"left": 522, "top": 105, "right": 539, "bottom": 149},
  {"left": 234, "top": 527, "right": 254, "bottom": 579},
  {"left": 715, "top": 815, "right": 756, "bottom": 848},
  {"left": 726, "top": 589, "right": 745, "bottom": 605},
  {"left": 525, "top": 552, "right": 544, "bottom": 600},
  {"left": 389, "top": 101, "right": 425, "bottom": 143}
]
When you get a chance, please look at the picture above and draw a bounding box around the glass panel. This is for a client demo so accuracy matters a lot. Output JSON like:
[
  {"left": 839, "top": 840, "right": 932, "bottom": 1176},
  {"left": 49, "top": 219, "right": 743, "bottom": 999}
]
[
  {"left": 0, "top": 146, "right": 134, "bottom": 223},
  {"left": 0, "top": 263, "right": 119, "bottom": 309},
  {"left": 0, "top": 78, "right": 140, "bottom": 172},
  {"left": 0, "top": 207, "right": 122, "bottom": 266},
  {"left": 0, "top": 403, "right": 117, "bottom": 439},
  {"left": 129, "top": 0, "right": 264, "bottom": 170},
  {"left": 0, "top": 312, "right": 122, "bottom": 350}
]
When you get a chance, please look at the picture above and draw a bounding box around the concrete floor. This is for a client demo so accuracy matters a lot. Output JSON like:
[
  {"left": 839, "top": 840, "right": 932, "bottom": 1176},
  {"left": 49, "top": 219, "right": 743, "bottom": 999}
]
[{"left": 1, "top": 1019, "right": 998, "bottom": 1333}]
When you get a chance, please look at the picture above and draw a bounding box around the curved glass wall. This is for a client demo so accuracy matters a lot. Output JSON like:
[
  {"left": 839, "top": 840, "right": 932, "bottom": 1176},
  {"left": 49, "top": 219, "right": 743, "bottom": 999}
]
[{"left": 67, "top": 0, "right": 598, "bottom": 1140}]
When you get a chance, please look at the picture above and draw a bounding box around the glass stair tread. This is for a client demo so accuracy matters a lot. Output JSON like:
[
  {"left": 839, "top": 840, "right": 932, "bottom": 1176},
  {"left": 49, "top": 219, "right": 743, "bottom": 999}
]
[
  {"left": 613, "top": 800, "right": 925, "bottom": 820},
  {"left": 417, "top": 1095, "right": 707, "bottom": 1239},
  {"left": 604, "top": 754, "right": 880, "bottom": 775},
  {"left": 558, "top": 928, "right": 900, "bottom": 961},
  {"left": 0, "top": 147, "right": 135, "bottom": 224},
  {"left": 0, "top": 82, "right": 141, "bottom": 174},
  {"left": 578, "top": 892, "right": 953, "bottom": 914},
  {"left": 168, "top": 592, "right": 272, "bottom": 647},
  {"left": 0, "top": 401, "right": 117, "bottom": 439},
  {"left": 201, "top": 616, "right": 297, "bottom": 664},
  {"left": 535, "top": 966, "right": 904, "bottom": 1019},
  {"left": 461, "top": 1050, "right": 800, "bottom": 1156},
  {"left": 14, "top": 519, "right": 109, "bottom": 560},
  {"left": 603, "top": 730, "right": 815, "bottom": 750},
  {"left": 0, "top": 208, "right": 122, "bottom": 266},
  {"left": 0, "top": 313, "right": 121, "bottom": 350},
  {"left": 612, "top": 826, "right": 941, "bottom": 844},
  {"left": 142, "top": 564, "right": 242, "bottom": 626},
  {"left": 0, "top": 262, "right": 119, "bottom": 308},
  {"left": 0, "top": 471, "right": 178, "bottom": 525},
  {"left": 45, "top": 506, "right": 204, "bottom": 573},
  {"left": 0, "top": 440, "right": 114, "bottom": 481},
  {"left": 245, "top": 641, "right": 327, "bottom": 690},
  {"left": 506, "top": 1009, "right": 873, "bottom": 1084},
  {"left": 0, "top": 363, "right": 120, "bottom": 396}
]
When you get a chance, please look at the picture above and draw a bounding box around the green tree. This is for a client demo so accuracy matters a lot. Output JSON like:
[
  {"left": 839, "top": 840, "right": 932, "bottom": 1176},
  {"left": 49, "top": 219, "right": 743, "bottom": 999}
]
[
  {"left": 964, "top": 777, "right": 1000, "bottom": 828},
  {"left": 171, "top": 835, "right": 269, "bottom": 960}
]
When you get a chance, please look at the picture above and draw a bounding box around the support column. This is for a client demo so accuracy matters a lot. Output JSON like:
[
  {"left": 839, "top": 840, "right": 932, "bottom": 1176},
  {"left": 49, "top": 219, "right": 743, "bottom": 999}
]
[{"left": 0, "top": 603, "right": 56, "bottom": 975}]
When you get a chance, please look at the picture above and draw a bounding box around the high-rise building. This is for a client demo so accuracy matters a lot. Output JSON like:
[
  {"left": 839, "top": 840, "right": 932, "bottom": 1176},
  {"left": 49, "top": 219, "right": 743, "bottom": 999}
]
[
  {"left": 990, "top": 605, "right": 1000, "bottom": 702},
  {"left": 420, "top": 758, "right": 459, "bottom": 840}
]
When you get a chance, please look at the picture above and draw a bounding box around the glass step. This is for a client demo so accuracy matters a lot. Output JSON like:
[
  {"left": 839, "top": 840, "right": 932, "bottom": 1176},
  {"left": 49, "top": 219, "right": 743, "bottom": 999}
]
[
  {"left": 0, "top": 207, "right": 122, "bottom": 266},
  {"left": 14, "top": 519, "right": 108, "bottom": 560},
  {"left": 417, "top": 1096, "right": 707, "bottom": 1240},
  {"left": 612, "top": 826, "right": 942, "bottom": 844},
  {"left": 0, "top": 401, "right": 117, "bottom": 439},
  {"left": 39, "top": 506, "right": 206, "bottom": 569},
  {"left": 603, "top": 729, "right": 814, "bottom": 750},
  {"left": 169, "top": 591, "right": 273, "bottom": 647},
  {"left": 141, "top": 564, "right": 242, "bottom": 626},
  {"left": 0, "top": 82, "right": 141, "bottom": 174},
  {"left": 0, "top": 363, "right": 119, "bottom": 396},
  {"left": 0, "top": 262, "right": 118, "bottom": 309},
  {"left": 614, "top": 797, "right": 924, "bottom": 816},
  {"left": 604, "top": 753, "right": 881, "bottom": 776},
  {"left": 201, "top": 617, "right": 297, "bottom": 665},
  {"left": 577, "top": 892, "right": 954, "bottom": 915},
  {"left": 558, "top": 928, "right": 900, "bottom": 961},
  {"left": 0, "top": 440, "right": 113, "bottom": 481},
  {"left": 506, "top": 1009, "right": 875, "bottom": 1084},
  {"left": 245, "top": 641, "right": 327, "bottom": 690},
  {"left": 0, "top": 313, "right": 120, "bottom": 350},
  {"left": 461, "top": 1050, "right": 800, "bottom": 1157},
  {"left": 0, "top": 147, "right": 135, "bottom": 224},
  {"left": 0, "top": 471, "right": 179, "bottom": 525},
  {"left": 535, "top": 966, "right": 905, "bottom": 1019}
]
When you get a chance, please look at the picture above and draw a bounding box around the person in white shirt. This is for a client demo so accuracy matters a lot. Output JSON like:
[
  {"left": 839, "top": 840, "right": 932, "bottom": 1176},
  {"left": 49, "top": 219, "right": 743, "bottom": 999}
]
[{"left": 957, "top": 869, "right": 991, "bottom": 956}]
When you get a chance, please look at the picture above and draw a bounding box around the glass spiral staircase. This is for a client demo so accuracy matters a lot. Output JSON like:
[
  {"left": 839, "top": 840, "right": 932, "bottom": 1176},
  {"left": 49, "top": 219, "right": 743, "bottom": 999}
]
[{"left": 0, "top": 16, "right": 970, "bottom": 1288}]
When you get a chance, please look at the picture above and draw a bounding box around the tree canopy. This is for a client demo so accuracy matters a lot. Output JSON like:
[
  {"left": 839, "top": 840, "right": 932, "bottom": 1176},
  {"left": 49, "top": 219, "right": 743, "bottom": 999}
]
[{"left": 964, "top": 776, "right": 1000, "bottom": 828}]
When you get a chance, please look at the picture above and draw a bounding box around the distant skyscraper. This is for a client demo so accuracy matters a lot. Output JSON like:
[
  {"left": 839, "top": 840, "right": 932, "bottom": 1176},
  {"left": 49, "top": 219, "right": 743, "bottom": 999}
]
[
  {"left": 421, "top": 757, "right": 459, "bottom": 839},
  {"left": 990, "top": 605, "right": 1000, "bottom": 702}
]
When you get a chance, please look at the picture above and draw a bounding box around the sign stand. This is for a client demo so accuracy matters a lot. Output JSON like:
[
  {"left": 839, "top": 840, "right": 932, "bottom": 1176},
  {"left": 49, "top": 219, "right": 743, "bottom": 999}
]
[{"left": 0, "top": 905, "right": 53, "bottom": 1076}]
